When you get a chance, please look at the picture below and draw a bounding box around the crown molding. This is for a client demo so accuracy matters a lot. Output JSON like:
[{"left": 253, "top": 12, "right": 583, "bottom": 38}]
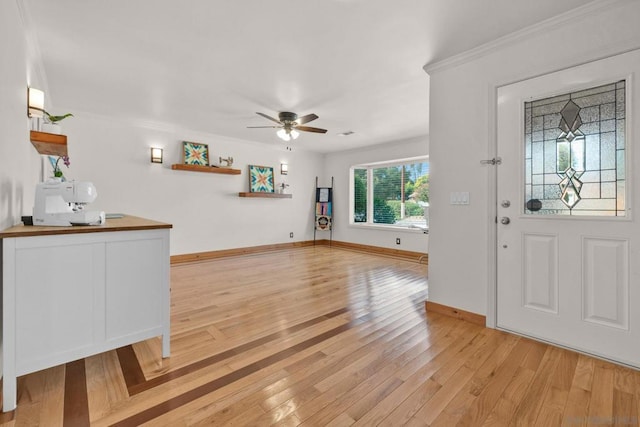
[
  {"left": 15, "top": 0, "right": 50, "bottom": 102},
  {"left": 423, "top": 0, "right": 632, "bottom": 75}
]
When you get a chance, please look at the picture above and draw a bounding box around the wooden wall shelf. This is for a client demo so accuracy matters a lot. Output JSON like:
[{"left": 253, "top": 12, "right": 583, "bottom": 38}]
[
  {"left": 30, "top": 131, "right": 67, "bottom": 157},
  {"left": 171, "top": 164, "right": 241, "bottom": 175},
  {"left": 238, "top": 192, "right": 292, "bottom": 199}
]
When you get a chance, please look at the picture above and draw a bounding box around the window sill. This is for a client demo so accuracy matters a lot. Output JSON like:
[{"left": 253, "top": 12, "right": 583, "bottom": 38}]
[{"left": 349, "top": 223, "right": 429, "bottom": 234}]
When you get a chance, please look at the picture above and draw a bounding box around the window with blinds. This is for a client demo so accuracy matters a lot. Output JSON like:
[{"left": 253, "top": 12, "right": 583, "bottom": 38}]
[
  {"left": 353, "top": 168, "right": 367, "bottom": 222},
  {"left": 351, "top": 158, "right": 429, "bottom": 229}
]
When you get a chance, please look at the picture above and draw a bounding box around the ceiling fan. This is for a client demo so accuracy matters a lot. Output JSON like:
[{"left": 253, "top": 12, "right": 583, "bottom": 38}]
[{"left": 248, "top": 111, "right": 328, "bottom": 141}]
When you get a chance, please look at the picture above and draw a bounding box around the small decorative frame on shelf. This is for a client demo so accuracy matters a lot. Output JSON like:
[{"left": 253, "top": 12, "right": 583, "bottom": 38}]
[
  {"left": 249, "top": 165, "right": 274, "bottom": 193},
  {"left": 182, "top": 141, "right": 209, "bottom": 166}
]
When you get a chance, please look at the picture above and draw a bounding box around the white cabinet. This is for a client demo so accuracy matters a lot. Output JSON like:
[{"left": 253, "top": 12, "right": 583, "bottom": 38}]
[{"left": 1, "top": 217, "right": 171, "bottom": 412}]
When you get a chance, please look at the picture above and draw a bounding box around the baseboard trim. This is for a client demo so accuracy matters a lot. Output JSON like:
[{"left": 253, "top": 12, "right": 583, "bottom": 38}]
[
  {"left": 425, "top": 301, "right": 486, "bottom": 326},
  {"left": 171, "top": 240, "right": 428, "bottom": 265},
  {"left": 316, "top": 240, "right": 427, "bottom": 263},
  {"left": 170, "top": 241, "right": 315, "bottom": 264}
]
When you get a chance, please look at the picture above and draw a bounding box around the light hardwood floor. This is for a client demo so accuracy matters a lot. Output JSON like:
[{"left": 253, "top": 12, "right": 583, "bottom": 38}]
[{"left": 2, "top": 246, "right": 639, "bottom": 426}]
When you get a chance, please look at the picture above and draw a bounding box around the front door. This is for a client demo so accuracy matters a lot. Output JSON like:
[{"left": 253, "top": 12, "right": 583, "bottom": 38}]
[{"left": 496, "top": 49, "right": 640, "bottom": 367}]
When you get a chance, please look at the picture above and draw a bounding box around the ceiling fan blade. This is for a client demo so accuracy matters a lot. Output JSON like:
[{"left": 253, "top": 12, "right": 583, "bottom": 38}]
[
  {"left": 256, "top": 112, "right": 282, "bottom": 124},
  {"left": 296, "top": 113, "right": 319, "bottom": 125},
  {"left": 296, "top": 126, "right": 327, "bottom": 134},
  {"left": 247, "top": 126, "right": 282, "bottom": 128}
]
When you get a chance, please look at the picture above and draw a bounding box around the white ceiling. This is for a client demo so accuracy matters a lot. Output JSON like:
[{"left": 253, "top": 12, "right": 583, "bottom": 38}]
[{"left": 24, "top": 0, "right": 592, "bottom": 153}]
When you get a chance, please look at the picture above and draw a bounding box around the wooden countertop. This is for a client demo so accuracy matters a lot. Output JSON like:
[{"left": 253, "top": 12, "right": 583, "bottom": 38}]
[{"left": 0, "top": 215, "right": 172, "bottom": 238}]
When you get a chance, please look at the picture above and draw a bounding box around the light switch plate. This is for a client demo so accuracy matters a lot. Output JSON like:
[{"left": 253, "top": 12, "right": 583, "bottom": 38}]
[{"left": 450, "top": 192, "right": 470, "bottom": 205}]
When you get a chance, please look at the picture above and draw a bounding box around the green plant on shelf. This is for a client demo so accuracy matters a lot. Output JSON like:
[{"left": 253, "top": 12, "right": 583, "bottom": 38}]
[{"left": 44, "top": 111, "right": 73, "bottom": 124}]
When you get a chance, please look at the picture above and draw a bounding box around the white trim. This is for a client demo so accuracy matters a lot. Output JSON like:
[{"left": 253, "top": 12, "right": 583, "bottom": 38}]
[
  {"left": 349, "top": 223, "right": 426, "bottom": 234},
  {"left": 423, "top": 0, "right": 632, "bottom": 75},
  {"left": 354, "top": 155, "right": 429, "bottom": 168},
  {"left": 486, "top": 84, "right": 498, "bottom": 328}
]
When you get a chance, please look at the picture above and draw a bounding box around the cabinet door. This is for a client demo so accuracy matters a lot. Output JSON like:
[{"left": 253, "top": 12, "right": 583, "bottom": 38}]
[
  {"left": 105, "top": 236, "right": 164, "bottom": 341},
  {"left": 15, "top": 241, "right": 104, "bottom": 375}
]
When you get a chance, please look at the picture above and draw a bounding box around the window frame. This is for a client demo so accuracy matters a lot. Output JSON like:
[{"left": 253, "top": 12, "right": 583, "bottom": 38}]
[{"left": 349, "top": 156, "right": 429, "bottom": 232}]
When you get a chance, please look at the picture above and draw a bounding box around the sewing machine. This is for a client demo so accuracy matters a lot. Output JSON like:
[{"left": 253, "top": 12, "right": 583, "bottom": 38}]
[
  {"left": 33, "top": 180, "right": 105, "bottom": 226},
  {"left": 219, "top": 156, "right": 234, "bottom": 167}
]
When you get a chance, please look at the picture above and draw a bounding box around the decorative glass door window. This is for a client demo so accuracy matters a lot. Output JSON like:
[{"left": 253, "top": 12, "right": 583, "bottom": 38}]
[{"left": 524, "top": 81, "right": 626, "bottom": 216}]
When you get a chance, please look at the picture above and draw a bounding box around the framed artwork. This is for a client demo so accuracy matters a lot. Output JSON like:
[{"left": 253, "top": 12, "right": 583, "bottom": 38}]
[
  {"left": 249, "top": 165, "right": 274, "bottom": 193},
  {"left": 316, "top": 215, "right": 331, "bottom": 230},
  {"left": 182, "top": 141, "right": 209, "bottom": 166},
  {"left": 318, "top": 188, "right": 330, "bottom": 202}
]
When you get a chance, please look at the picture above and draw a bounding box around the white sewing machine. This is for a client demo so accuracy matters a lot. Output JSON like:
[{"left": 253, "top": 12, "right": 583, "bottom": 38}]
[{"left": 33, "top": 180, "right": 105, "bottom": 226}]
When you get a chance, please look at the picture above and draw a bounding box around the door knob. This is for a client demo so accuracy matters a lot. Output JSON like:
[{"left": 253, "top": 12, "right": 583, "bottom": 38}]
[{"left": 500, "top": 217, "right": 510, "bottom": 225}]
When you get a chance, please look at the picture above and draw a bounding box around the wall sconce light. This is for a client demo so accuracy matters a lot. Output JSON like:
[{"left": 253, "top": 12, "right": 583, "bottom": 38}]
[
  {"left": 27, "top": 87, "right": 45, "bottom": 118},
  {"left": 150, "top": 147, "right": 163, "bottom": 164},
  {"left": 281, "top": 162, "right": 288, "bottom": 175}
]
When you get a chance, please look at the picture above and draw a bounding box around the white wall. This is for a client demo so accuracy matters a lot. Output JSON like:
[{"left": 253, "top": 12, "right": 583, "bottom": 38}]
[
  {"left": 1, "top": 0, "right": 428, "bottom": 258},
  {"left": 58, "top": 113, "right": 324, "bottom": 255},
  {"left": 324, "top": 135, "right": 429, "bottom": 253},
  {"left": 0, "top": 0, "right": 42, "bottom": 230},
  {"left": 426, "top": 0, "right": 640, "bottom": 316}
]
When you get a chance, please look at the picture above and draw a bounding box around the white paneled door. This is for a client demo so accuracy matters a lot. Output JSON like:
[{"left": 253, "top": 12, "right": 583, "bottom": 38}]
[{"left": 496, "top": 50, "right": 640, "bottom": 368}]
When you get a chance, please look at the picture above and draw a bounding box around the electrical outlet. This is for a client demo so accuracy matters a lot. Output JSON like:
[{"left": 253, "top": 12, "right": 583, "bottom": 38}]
[
  {"left": 290, "top": 232, "right": 294, "bottom": 238},
  {"left": 396, "top": 238, "right": 401, "bottom": 245}
]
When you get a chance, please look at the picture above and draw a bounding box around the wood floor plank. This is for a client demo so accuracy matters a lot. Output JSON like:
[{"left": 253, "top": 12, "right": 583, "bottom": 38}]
[
  {"left": 534, "top": 350, "right": 579, "bottom": 426},
  {"left": 38, "top": 365, "right": 65, "bottom": 426},
  {"left": 86, "top": 354, "right": 110, "bottom": 422},
  {"left": 350, "top": 323, "right": 485, "bottom": 426},
  {"left": 510, "top": 345, "right": 563, "bottom": 426},
  {"left": 427, "top": 331, "right": 520, "bottom": 426},
  {"left": 612, "top": 390, "right": 637, "bottom": 427},
  {"left": 63, "top": 359, "right": 90, "bottom": 427},
  {"left": 274, "top": 325, "right": 424, "bottom": 424},
  {"left": 454, "top": 338, "right": 540, "bottom": 426},
  {"left": 381, "top": 326, "right": 499, "bottom": 426},
  {"left": 3, "top": 247, "right": 640, "bottom": 426},
  {"left": 480, "top": 366, "right": 536, "bottom": 427},
  {"left": 185, "top": 307, "right": 427, "bottom": 425},
  {"left": 289, "top": 324, "right": 431, "bottom": 426},
  {"left": 561, "top": 355, "right": 596, "bottom": 426},
  {"left": 345, "top": 376, "right": 405, "bottom": 421},
  {"left": 147, "top": 369, "right": 289, "bottom": 427},
  {"left": 587, "top": 361, "right": 615, "bottom": 427},
  {"left": 325, "top": 412, "right": 356, "bottom": 427}
]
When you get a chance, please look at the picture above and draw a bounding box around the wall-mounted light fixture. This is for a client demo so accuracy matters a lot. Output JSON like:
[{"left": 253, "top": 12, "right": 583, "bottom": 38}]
[
  {"left": 281, "top": 162, "right": 288, "bottom": 175},
  {"left": 150, "top": 147, "right": 163, "bottom": 164},
  {"left": 27, "top": 87, "right": 45, "bottom": 118}
]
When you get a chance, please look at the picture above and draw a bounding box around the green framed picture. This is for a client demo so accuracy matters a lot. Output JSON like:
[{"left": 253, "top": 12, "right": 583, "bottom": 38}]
[
  {"left": 249, "top": 165, "right": 274, "bottom": 193},
  {"left": 182, "top": 141, "right": 209, "bottom": 166}
]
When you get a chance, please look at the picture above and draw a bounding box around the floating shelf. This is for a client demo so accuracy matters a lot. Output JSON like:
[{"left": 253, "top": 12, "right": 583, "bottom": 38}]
[
  {"left": 30, "top": 131, "right": 67, "bottom": 157},
  {"left": 171, "top": 164, "right": 241, "bottom": 175},
  {"left": 238, "top": 192, "right": 292, "bottom": 198}
]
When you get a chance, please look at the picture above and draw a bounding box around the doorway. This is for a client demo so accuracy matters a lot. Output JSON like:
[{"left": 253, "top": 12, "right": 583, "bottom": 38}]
[{"left": 495, "top": 50, "right": 640, "bottom": 367}]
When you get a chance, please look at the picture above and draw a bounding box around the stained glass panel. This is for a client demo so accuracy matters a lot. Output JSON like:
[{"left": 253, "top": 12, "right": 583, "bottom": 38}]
[{"left": 523, "top": 81, "right": 626, "bottom": 216}]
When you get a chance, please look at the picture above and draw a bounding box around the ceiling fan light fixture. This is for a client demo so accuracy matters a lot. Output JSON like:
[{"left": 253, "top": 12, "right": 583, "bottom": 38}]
[
  {"left": 277, "top": 128, "right": 292, "bottom": 141},
  {"left": 252, "top": 111, "right": 326, "bottom": 140},
  {"left": 277, "top": 127, "right": 300, "bottom": 141}
]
